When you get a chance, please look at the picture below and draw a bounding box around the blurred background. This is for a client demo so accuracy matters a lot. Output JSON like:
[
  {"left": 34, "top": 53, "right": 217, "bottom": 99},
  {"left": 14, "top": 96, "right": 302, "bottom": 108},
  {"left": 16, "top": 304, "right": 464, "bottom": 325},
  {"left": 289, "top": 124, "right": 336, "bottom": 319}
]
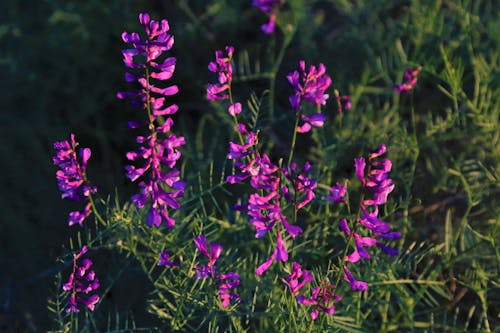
[{"left": 1, "top": 0, "right": 498, "bottom": 331}]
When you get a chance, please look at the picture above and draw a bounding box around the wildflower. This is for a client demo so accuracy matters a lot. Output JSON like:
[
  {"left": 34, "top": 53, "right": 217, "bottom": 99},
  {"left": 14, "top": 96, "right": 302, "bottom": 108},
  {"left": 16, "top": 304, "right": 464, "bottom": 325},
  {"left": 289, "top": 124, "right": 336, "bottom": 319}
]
[
  {"left": 342, "top": 265, "right": 368, "bottom": 291},
  {"left": 53, "top": 134, "right": 97, "bottom": 227},
  {"left": 252, "top": 0, "right": 282, "bottom": 34},
  {"left": 193, "top": 235, "right": 240, "bottom": 308},
  {"left": 326, "top": 182, "right": 347, "bottom": 203},
  {"left": 282, "top": 262, "right": 313, "bottom": 295},
  {"left": 394, "top": 66, "right": 421, "bottom": 93},
  {"left": 118, "top": 13, "right": 186, "bottom": 227},
  {"left": 256, "top": 231, "right": 288, "bottom": 275},
  {"left": 218, "top": 272, "right": 240, "bottom": 308},
  {"left": 296, "top": 279, "right": 342, "bottom": 320},
  {"left": 355, "top": 144, "right": 394, "bottom": 206},
  {"left": 62, "top": 245, "right": 99, "bottom": 313},
  {"left": 287, "top": 61, "right": 331, "bottom": 111},
  {"left": 281, "top": 161, "right": 317, "bottom": 210},
  {"left": 287, "top": 61, "right": 332, "bottom": 133},
  {"left": 207, "top": 46, "right": 235, "bottom": 105},
  {"left": 193, "top": 234, "right": 222, "bottom": 278},
  {"left": 158, "top": 250, "right": 180, "bottom": 267}
]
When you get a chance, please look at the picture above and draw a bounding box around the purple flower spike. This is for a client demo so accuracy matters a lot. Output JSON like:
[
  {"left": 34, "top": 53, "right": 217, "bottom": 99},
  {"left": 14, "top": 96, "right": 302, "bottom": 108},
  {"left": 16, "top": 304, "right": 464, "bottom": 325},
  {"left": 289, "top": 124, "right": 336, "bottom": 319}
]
[
  {"left": 217, "top": 272, "right": 240, "bottom": 308},
  {"left": 53, "top": 134, "right": 97, "bottom": 227},
  {"left": 119, "top": 13, "right": 185, "bottom": 228},
  {"left": 207, "top": 46, "right": 235, "bottom": 103},
  {"left": 352, "top": 145, "right": 400, "bottom": 261},
  {"left": 394, "top": 66, "right": 421, "bottom": 93},
  {"left": 287, "top": 61, "right": 332, "bottom": 112},
  {"left": 63, "top": 246, "right": 100, "bottom": 313},
  {"left": 343, "top": 265, "right": 368, "bottom": 291}
]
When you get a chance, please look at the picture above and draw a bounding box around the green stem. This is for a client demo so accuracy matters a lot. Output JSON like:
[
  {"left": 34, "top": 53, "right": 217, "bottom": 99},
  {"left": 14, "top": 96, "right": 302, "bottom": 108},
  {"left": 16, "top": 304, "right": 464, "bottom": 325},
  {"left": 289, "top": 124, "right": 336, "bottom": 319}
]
[
  {"left": 88, "top": 194, "right": 107, "bottom": 227},
  {"left": 228, "top": 86, "right": 245, "bottom": 146},
  {"left": 287, "top": 113, "right": 300, "bottom": 167}
]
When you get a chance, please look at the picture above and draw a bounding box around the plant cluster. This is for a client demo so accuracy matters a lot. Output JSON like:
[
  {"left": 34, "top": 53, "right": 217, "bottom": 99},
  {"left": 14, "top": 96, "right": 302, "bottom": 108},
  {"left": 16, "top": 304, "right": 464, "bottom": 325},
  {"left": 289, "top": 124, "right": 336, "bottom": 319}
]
[{"left": 46, "top": 1, "right": 498, "bottom": 332}]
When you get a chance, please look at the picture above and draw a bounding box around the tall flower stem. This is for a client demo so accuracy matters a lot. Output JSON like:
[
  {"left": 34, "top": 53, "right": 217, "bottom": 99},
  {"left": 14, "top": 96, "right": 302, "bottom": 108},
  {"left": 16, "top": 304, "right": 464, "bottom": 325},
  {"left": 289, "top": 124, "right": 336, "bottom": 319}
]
[{"left": 287, "top": 112, "right": 300, "bottom": 167}]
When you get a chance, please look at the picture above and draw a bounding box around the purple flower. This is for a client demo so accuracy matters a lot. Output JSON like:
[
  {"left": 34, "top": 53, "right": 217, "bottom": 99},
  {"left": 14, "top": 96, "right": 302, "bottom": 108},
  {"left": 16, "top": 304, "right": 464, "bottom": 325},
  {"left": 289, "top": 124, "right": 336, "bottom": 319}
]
[
  {"left": 252, "top": 0, "right": 282, "bottom": 34},
  {"left": 355, "top": 144, "right": 394, "bottom": 206},
  {"left": 394, "top": 66, "right": 421, "bottom": 93},
  {"left": 282, "top": 262, "right": 313, "bottom": 295},
  {"left": 217, "top": 272, "right": 240, "bottom": 308},
  {"left": 342, "top": 265, "right": 368, "bottom": 291},
  {"left": 287, "top": 61, "right": 332, "bottom": 133},
  {"left": 287, "top": 61, "right": 331, "bottom": 111},
  {"left": 193, "top": 235, "right": 240, "bottom": 308},
  {"left": 281, "top": 161, "right": 317, "bottom": 210},
  {"left": 62, "top": 245, "right": 99, "bottom": 313},
  {"left": 353, "top": 144, "right": 401, "bottom": 257},
  {"left": 256, "top": 231, "right": 288, "bottom": 275},
  {"left": 158, "top": 250, "right": 180, "bottom": 267},
  {"left": 338, "top": 218, "right": 377, "bottom": 263},
  {"left": 326, "top": 182, "right": 347, "bottom": 203},
  {"left": 53, "top": 134, "right": 97, "bottom": 227},
  {"left": 207, "top": 46, "right": 235, "bottom": 104},
  {"left": 118, "top": 13, "right": 186, "bottom": 228},
  {"left": 296, "top": 279, "right": 342, "bottom": 320},
  {"left": 193, "top": 234, "right": 222, "bottom": 278}
]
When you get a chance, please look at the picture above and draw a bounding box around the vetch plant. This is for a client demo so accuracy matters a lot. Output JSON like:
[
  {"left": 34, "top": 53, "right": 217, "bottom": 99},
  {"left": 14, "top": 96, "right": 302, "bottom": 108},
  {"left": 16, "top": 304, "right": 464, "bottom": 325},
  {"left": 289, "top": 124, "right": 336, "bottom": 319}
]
[
  {"left": 47, "top": 6, "right": 442, "bottom": 332},
  {"left": 118, "top": 12, "right": 186, "bottom": 228}
]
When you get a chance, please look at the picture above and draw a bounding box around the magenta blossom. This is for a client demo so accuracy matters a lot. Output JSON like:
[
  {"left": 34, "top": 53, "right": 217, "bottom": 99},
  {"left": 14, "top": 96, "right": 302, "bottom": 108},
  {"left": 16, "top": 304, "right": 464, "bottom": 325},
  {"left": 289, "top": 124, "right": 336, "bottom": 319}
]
[
  {"left": 158, "top": 250, "right": 180, "bottom": 267},
  {"left": 62, "top": 246, "right": 99, "bottom": 313},
  {"left": 326, "top": 182, "right": 347, "bottom": 203},
  {"left": 118, "top": 13, "right": 186, "bottom": 228},
  {"left": 256, "top": 231, "right": 288, "bottom": 275},
  {"left": 343, "top": 265, "right": 368, "bottom": 291},
  {"left": 296, "top": 279, "right": 342, "bottom": 320},
  {"left": 287, "top": 61, "right": 332, "bottom": 133},
  {"left": 282, "top": 262, "right": 313, "bottom": 295},
  {"left": 252, "top": 0, "right": 282, "bottom": 34},
  {"left": 281, "top": 161, "right": 317, "bottom": 210},
  {"left": 193, "top": 235, "right": 240, "bottom": 308},
  {"left": 53, "top": 134, "right": 97, "bottom": 227},
  {"left": 207, "top": 46, "right": 235, "bottom": 103},
  {"left": 394, "top": 66, "right": 421, "bottom": 93}
]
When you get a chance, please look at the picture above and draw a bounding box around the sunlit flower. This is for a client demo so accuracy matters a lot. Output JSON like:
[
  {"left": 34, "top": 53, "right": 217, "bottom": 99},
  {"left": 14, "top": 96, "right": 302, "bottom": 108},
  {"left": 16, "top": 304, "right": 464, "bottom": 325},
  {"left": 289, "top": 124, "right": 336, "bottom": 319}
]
[
  {"left": 53, "top": 134, "right": 97, "bottom": 226},
  {"left": 118, "top": 13, "right": 186, "bottom": 227}
]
